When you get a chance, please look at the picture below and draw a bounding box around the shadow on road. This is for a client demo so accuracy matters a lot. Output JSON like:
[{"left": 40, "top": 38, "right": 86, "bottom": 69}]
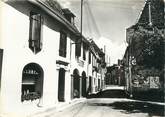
[
  {"left": 87, "top": 89, "right": 165, "bottom": 116},
  {"left": 131, "top": 89, "right": 164, "bottom": 102},
  {"left": 89, "top": 101, "right": 165, "bottom": 116},
  {"left": 87, "top": 89, "right": 127, "bottom": 98}
]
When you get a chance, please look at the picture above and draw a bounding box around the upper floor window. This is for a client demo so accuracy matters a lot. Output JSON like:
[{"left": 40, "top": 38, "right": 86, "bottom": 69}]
[
  {"left": 29, "top": 12, "right": 43, "bottom": 54},
  {"left": 83, "top": 43, "right": 86, "bottom": 60},
  {"left": 59, "top": 31, "right": 67, "bottom": 57},
  {"left": 75, "top": 37, "right": 81, "bottom": 57}
]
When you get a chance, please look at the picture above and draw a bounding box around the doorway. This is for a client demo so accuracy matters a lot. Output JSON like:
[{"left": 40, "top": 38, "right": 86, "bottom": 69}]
[
  {"left": 73, "top": 69, "right": 80, "bottom": 98},
  {"left": 58, "top": 68, "right": 65, "bottom": 102},
  {"left": 81, "top": 71, "right": 87, "bottom": 97}
]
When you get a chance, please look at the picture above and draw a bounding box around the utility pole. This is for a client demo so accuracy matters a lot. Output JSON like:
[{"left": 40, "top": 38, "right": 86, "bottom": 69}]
[
  {"left": 79, "top": 0, "right": 83, "bottom": 98},
  {"left": 81, "top": 0, "right": 83, "bottom": 37}
]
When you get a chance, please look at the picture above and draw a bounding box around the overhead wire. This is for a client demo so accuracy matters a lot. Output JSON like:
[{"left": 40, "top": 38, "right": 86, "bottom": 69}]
[
  {"left": 83, "top": 0, "right": 92, "bottom": 37},
  {"left": 83, "top": 0, "right": 101, "bottom": 39}
]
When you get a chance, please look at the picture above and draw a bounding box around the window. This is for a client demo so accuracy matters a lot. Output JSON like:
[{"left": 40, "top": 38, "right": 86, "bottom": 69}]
[
  {"left": 21, "top": 63, "right": 43, "bottom": 102},
  {"left": 59, "top": 31, "right": 67, "bottom": 57},
  {"left": 75, "top": 38, "right": 81, "bottom": 57},
  {"left": 83, "top": 43, "right": 86, "bottom": 60},
  {"left": 29, "top": 12, "right": 43, "bottom": 54}
]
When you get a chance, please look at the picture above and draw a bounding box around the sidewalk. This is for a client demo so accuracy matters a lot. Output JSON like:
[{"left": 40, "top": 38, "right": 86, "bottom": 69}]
[
  {"left": 29, "top": 98, "right": 86, "bottom": 117},
  {"left": 0, "top": 98, "right": 86, "bottom": 117}
]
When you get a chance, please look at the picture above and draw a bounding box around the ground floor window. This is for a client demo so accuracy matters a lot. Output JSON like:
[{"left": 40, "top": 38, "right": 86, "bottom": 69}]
[{"left": 21, "top": 63, "right": 43, "bottom": 102}]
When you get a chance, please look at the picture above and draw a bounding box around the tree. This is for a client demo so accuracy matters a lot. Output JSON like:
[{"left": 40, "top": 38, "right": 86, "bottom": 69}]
[{"left": 130, "top": 26, "right": 164, "bottom": 70}]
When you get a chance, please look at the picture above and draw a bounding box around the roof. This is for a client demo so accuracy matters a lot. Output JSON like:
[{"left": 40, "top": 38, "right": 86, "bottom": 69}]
[
  {"left": 137, "top": 0, "right": 164, "bottom": 28},
  {"left": 62, "top": 8, "right": 76, "bottom": 17},
  {"left": 42, "top": 0, "right": 63, "bottom": 15},
  {"left": 89, "top": 39, "right": 105, "bottom": 58}
]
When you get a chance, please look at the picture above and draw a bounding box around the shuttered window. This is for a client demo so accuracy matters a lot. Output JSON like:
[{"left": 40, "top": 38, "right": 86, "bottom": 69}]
[
  {"left": 83, "top": 43, "right": 86, "bottom": 60},
  {"left": 59, "top": 31, "right": 67, "bottom": 57},
  {"left": 75, "top": 38, "right": 81, "bottom": 57},
  {"left": 29, "top": 12, "right": 43, "bottom": 54}
]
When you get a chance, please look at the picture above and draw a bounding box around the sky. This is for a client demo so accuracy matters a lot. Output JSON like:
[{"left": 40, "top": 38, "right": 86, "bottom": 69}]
[{"left": 58, "top": 0, "right": 145, "bottom": 65}]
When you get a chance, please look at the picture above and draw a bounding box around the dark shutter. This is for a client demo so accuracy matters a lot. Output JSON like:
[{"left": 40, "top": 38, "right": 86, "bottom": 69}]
[
  {"left": 83, "top": 43, "right": 86, "bottom": 60},
  {"left": 29, "top": 12, "right": 43, "bottom": 54},
  {"left": 75, "top": 38, "right": 81, "bottom": 57},
  {"left": 59, "top": 32, "right": 67, "bottom": 57}
]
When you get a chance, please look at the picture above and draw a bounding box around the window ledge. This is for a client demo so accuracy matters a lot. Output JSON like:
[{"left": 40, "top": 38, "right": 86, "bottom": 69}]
[{"left": 56, "top": 56, "right": 70, "bottom": 65}]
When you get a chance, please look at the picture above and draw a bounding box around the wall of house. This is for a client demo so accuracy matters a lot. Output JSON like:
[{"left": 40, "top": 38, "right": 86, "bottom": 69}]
[
  {"left": 87, "top": 52, "right": 93, "bottom": 94},
  {"left": 70, "top": 41, "right": 89, "bottom": 97},
  {"left": 0, "top": 2, "right": 3, "bottom": 49},
  {"left": 0, "top": 1, "right": 69, "bottom": 113},
  {"left": 0, "top": 0, "right": 105, "bottom": 115}
]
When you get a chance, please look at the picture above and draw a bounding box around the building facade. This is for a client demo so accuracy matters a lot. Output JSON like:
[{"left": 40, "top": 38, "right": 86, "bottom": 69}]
[
  {"left": 88, "top": 39, "right": 106, "bottom": 94},
  {"left": 0, "top": 0, "right": 106, "bottom": 116},
  {"left": 105, "top": 60, "right": 125, "bottom": 86}
]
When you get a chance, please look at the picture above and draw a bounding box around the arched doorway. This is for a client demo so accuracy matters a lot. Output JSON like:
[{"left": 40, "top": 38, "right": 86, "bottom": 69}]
[
  {"left": 81, "top": 71, "right": 87, "bottom": 97},
  {"left": 21, "top": 63, "right": 43, "bottom": 102},
  {"left": 58, "top": 68, "right": 65, "bottom": 102},
  {"left": 73, "top": 69, "right": 80, "bottom": 98}
]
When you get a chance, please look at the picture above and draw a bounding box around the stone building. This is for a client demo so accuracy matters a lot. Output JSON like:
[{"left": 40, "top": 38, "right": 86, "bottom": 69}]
[{"left": 124, "top": 0, "right": 164, "bottom": 99}]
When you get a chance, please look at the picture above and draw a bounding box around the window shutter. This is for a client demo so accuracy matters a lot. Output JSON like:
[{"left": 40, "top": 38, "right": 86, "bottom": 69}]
[
  {"left": 59, "top": 32, "right": 67, "bottom": 57},
  {"left": 75, "top": 38, "right": 81, "bottom": 57},
  {"left": 29, "top": 12, "right": 43, "bottom": 54},
  {"left": 83, "top": 43, "right": 86, "bottom": 60}
]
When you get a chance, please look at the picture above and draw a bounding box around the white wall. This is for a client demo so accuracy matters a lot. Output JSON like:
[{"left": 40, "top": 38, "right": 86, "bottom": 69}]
[
  {"left": 0, "top": 1, "right": 93, "bottom": 115},
  {"left": 0, "top": 2, "right": 62, "bottom": 113}
]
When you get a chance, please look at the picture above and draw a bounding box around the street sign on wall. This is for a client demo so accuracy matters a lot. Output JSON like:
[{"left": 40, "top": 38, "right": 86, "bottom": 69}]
[{"left": 149, "top": 76, "right": 160, "bottom": 89}]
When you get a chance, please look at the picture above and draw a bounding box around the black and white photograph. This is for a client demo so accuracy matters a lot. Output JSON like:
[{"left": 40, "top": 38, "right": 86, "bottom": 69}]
[{"left": 0, "top": 0, "right": 164, "bottom": 117}]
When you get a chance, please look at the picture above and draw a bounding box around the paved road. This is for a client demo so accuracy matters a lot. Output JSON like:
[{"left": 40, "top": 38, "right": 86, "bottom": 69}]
[
  {"left": 32, "top": 87, "right": 164, "bottom": 117},
  {"left": 33, "top": 98, "right": 164, "bottom": 117}
]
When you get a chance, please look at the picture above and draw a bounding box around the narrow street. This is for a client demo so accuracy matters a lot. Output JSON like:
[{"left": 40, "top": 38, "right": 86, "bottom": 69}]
[
  {"left": 0, "top": 1, "right": 164, "bottom": 117},
  {"left": 33, "top": 86, "right": 165, "bottom": 117}
]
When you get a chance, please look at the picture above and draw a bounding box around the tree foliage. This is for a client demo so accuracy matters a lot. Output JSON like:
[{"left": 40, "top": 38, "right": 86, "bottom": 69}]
[{"left": 130, "top": 26, "right": 164, "bottom": 70}]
